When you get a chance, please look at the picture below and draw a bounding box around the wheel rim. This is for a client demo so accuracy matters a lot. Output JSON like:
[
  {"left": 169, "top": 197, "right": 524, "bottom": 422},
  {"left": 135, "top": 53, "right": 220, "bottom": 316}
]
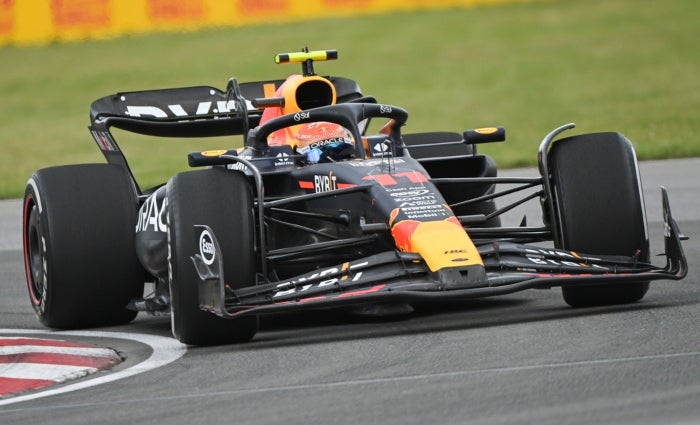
[{"left": 24, "top": 198, "right": 45, "bottom": 307}]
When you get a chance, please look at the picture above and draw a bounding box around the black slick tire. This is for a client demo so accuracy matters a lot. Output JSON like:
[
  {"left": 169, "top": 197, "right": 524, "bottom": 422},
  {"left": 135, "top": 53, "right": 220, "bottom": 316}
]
[
  {"left": 22, "top": 164, "right": 144, "bottom": 328},
  {"left": 549, "top": 132, "right": 650, "bottom": 307},
  {"left": 167, "top": 168, "right": 258, "bottom": 345}
]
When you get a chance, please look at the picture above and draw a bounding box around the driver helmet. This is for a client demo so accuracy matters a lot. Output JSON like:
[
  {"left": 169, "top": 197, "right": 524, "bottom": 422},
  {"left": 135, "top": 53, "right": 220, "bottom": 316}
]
[{"left": 294, "top": 121, "right": 356, "bottom": 163}]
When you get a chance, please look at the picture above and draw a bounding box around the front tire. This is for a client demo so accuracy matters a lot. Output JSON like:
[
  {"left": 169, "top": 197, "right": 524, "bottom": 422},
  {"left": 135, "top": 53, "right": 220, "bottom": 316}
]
[
  {"left": 167, "top": 168, "right": 258, "bottom": 345},
  {"left": 549, "top": 132, "right": 650, "bottom": 307},
  {"left": 23, "top": 164, "right": 144, "bottom": 328}
]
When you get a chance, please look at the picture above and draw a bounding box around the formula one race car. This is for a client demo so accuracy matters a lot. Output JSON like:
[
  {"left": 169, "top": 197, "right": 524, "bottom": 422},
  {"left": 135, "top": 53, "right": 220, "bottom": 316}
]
[{"left": 22, "top": 49, "right": 688, "bottom": 345}]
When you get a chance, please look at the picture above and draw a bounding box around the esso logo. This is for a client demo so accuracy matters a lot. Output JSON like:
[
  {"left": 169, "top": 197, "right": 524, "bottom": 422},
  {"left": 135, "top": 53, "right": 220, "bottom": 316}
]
[{"left": 199, "top": 229, "right": 216, "bottom": 265}]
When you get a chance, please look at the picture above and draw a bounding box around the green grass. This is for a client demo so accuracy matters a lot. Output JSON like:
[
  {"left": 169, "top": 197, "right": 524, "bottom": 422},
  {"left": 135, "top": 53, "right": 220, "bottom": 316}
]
[{"left": 1, "top": 0, "right": 698, "bottom": 198}]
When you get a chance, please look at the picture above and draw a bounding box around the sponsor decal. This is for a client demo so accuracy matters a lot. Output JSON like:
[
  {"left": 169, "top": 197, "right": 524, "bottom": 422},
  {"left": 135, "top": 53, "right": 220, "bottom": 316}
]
[
  {"left": 147, "top": 0, "right": 204, "bottom": 23},
  {"left": 135, "top": 194, "right": 167, "bottom": 233},
  {"left": 198, "top": 229, "right": 216, "bottom": 266},
  {"left": 445, "top": 248, "right": 469, "bottom": 255},
  {"left": 89, "top": 128, "right": 119, "bottom": 152},
  {"left": 344, "top": 158, "right": 406, "bottom": 167},
  {"left": 400, "top": 204, "right": 451, "bottom": 220},
  {"left": 300, "top": 137, "right": 353, "bottom": 151},
  {"left": 299, "top": 172, "right": 355, "bottom": 192},
  {"left": 379, "top": 104, "right": 392, "bottom": 114},
  {"left": 51, "top": 0, "right": 110, "bottom": 29},
  {"left": 274, "top": 152, "right": 295, "bottom": 167},
  {"left": 293, "top": 111, "right": 310, "bottom": 122},
  {"left": 525, "top": 257, "right": 607, "bottom": 269},
  {"left": 372, "top": 139, "right": 392, "bottom": 156},
  {"left": 228, "top": 162, "right": 248, "bottom": 171},
  {"left": 388, "top": 189, "right": 430, "bottom": 197},
  {"left": 237, "top": 0, "right": 287, "bottom": 14},
  {"left": 390, "top": 189, "right": 437, "bottom": 207},
  {"left": 0, "top": 0, "right": 14, "bottom": 35},
  {"left": 474, "top": 127, "right": 498, "bottom": 135},
  {"left": 5, "top": 2, "right": 489, "bottom": 47},
  {"left": 201, "top": 150, "right": 227, "bottom": 157},
  {"left": 524, "top": 247, "right": 600, "bottom": 261},
  {"left": 272, "top": 261, "right": 368, "bottom": 299},
  {"left": 523, "top": 247, "right": 606, "bottom": 269},
  {"left": 124, "top": 99, "right": 255, "bottom": 118},
  {"left": 227, "top": 152, "right": 251, "bottom": 171},
  {"left": 314, "top": 172, "right": 337, "bottom": 192}
]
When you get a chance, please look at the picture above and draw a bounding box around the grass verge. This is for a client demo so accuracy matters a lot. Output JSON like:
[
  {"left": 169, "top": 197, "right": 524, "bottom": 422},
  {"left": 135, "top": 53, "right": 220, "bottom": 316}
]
[{"left": 1, "top": 0, "right": 698, "bottom": 198}]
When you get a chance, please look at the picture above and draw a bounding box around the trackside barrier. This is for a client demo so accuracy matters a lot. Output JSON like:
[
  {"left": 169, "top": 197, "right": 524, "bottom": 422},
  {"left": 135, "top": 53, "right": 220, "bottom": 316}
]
[{"left": 1, "top": 0, "right": 533, "bottom": 46}]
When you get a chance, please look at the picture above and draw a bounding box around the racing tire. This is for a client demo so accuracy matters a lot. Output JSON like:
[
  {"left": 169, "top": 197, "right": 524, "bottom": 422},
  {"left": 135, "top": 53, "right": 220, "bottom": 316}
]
[
  {"left": 167, "top": 168, "right": 258, "bottom": 345},
  {"left": 23, "top": 164, "right": 144, "bottom": 328},
  {"left": 549, "top": 132, "right": 650, "bottom": 307}
]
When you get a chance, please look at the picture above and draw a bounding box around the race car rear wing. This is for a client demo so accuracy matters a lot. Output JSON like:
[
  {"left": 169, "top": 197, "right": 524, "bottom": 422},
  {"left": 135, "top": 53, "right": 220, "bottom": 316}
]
[
  {"left": 89, "top": 76, "right": 363, "bottom": 137},
  {"left": 88, "top": 76, "right": 363, "bottom": 193}
]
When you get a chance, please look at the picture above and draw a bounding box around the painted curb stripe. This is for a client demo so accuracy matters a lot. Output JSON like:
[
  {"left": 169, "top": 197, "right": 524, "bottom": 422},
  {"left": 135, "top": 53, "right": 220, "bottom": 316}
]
[
  {"left": 0, "top": 378, "right": 55, "bottom": 394},
  {"left": 0, "top": 329, "right": 187, "bottom": 406},
  {"left": 0, "top": 363, "right": 100, "bottom": 381},
  {"left": 0, "top": 345, "right": 120, "bottom": 357},
  {"left": 0, "top": 353, "right": 117, "bottom": 368},
  {"left": 0, "top": 337, "right": 123, "bottom": 398}
]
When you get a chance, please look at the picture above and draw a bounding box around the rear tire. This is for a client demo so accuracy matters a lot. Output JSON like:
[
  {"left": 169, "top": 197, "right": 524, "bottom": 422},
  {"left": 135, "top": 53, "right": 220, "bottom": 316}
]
[
  {"left": 549, "top": 132, "right": 650, "bottom": 307},
  {"left": 23, "top": 164, "right": 144, "bottom": 328},
  {"left": 167, "top": 168, "right": 258, "bottom": 345}
]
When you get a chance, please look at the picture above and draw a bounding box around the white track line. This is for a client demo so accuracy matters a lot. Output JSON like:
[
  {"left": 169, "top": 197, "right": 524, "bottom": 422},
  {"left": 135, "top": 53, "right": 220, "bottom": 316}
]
[{"left": 0, "top": 329, "right": 187, "bottom": 406}]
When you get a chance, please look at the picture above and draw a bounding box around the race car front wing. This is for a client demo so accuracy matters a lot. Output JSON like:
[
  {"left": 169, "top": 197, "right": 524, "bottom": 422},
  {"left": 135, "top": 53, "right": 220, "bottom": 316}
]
[{"left": 194, "top": 188, "right": 688, "bottom": 319}]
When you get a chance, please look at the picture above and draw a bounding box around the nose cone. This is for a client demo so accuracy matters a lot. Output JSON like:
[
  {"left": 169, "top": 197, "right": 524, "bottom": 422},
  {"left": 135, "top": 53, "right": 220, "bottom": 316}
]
[{"left": 391, "top": 216, "right": 483, "bottom": 272}]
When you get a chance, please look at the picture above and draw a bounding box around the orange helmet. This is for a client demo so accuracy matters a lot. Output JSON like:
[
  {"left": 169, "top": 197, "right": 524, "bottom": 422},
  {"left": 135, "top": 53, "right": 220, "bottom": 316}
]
[{"left": 294, "top": 122, "right": 355, "bottom": 163}]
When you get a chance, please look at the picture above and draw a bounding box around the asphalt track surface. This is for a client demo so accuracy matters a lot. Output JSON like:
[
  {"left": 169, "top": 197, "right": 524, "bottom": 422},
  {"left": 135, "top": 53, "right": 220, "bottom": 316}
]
[{"left": 0, "top": 158, "right": 698, "bottom": 425}]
